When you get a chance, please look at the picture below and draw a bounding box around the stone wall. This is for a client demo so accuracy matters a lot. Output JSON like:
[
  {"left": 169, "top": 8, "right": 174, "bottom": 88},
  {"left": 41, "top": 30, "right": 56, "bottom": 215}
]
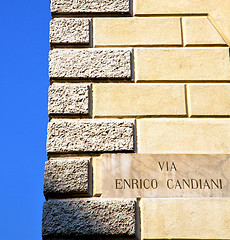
[{"left": 43, "top": 0, "right": 230, "bottom": 239}]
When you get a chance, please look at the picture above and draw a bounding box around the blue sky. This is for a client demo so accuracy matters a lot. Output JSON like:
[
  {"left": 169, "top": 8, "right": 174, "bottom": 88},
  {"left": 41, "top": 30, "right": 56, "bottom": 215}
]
[{"left": 0, "top": 1, "right": 50, "bottom": 239}]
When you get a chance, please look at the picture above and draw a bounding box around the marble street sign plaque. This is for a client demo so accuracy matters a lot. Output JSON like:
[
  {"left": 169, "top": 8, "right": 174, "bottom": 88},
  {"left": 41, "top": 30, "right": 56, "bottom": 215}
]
[{"left": 101, "top": 154, "right": 230, "bottom": 198}]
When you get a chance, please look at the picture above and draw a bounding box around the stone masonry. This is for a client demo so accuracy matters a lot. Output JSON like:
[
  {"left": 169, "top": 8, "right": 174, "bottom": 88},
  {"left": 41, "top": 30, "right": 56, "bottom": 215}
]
[
  {"left": 43, "top": 199, "right": 137, "bottom": 239},
  {"left": 44, "top": 158, "right": 92, "bottom": 197},
  {"left": 48, "top": 83, "right": 90, "bottom": 115},
  {"left": 49, "top": 49, "right": 132, "bottom": 79},
  {"left": 43, "top": 0, "right": 230, "bottom": 239},
  {"left": 50, "top": 18, "right": 90, "bottom": 45}
]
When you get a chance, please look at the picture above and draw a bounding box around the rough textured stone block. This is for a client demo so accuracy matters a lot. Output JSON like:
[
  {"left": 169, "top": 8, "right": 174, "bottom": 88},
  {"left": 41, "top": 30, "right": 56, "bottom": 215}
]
[
  {"left": 137, "top": 119, "right": 230, "bottom": 154},
  {"left": 93, "top": 17, "right": 182, "bottom": 46},
  {"left": 134, "top": 0, "right": 230, "bottom": 44},
  {"left": 50, "top": 18, "right": 90, "bottom": 45},
  {"left": 48, "top": 83, "right": 90, "bottom": 115},
  {"left": 188, "top": 84, "right": 230, "bottom": 116},
  {"left": 141, "top": 198, "right": 230, "bottom": 239},
  {"left": 47, "top": 119, "right": 134, "bottom": 153},
  {"left": 182, "top": 17, "right": 226, "bottom": 46},
  {"left": 49, "top": 49, "right": 131, "bottom": 80},
  {"left": 135, "top": 48, "right": 230, "bottom": 81},
  {"left": 44, "top": 158, "right": 92, "bottom": 198},
  {"left": 42, "top": 199, "right": 137, "bottom": 239},
  {"left": 51, "top": 0, "right": 130, "bottom": 14},
  {"left": 93, "top": 83, "right": 186, "bottom": 117}
]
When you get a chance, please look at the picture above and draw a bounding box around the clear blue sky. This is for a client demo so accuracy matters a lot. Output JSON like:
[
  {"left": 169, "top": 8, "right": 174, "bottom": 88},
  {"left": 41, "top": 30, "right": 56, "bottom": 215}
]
[{"left": 0, "top": 1, "right": 50, "bottom": 239}]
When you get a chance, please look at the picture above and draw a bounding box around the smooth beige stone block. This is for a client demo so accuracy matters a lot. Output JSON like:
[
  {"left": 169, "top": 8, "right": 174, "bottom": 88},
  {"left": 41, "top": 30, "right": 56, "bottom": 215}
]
[
  {"left": 101, "top": 154, "right": 230, "bottom": 198},
  {"left": 134, "top": 48, "right": 230, "bottom": 81},
  {"left": 183, "top": 17, "right": 227, "bottom": 46},
  {"left": 188, "top": 84, "right": 230, "bottom": 116},
  {"left": 141, "top": 198, "right": 230, "bottom": 239},
  {"left": 134, "top": 0, "right": 230, "bottom": 44},
  {"left": 93, "top": 17, "right": 182, "bottom": 46},
  {"left": 134, "top": 0, "right": 223, "bottom": 15},
  {"left": 93, "top": 84, "right": 186, "bottom": 117},
  {"left": 137, "top": 119, "right": 230, "bottom": 154},
  {"left": 92, "top": 156, "right": 102, "bottom": 196}
]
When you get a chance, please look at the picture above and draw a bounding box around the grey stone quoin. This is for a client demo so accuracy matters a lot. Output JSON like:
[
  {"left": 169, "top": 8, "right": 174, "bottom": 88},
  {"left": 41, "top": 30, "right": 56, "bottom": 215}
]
[
  {"left": 51, "top": 0, "right": 130, "bottom": 14},
  {"left": 48, "top": 83, "right": 90, "bottom": 115},
  {"left": 42, "top": 199, "right": 137, "bottom": 239},
  {"left": 50, "top": 18, "right": 90, "bottom": 45},
  {"left": 44, "top": 158, "right": 92, "bottom": 198},
  {"left": 47, "top": 119, "right": 134, "bottom": 153},
  {"left": 49, "top": 49, "right": 132, "bottom": 79},
  {"left": 44, "top": 0, "right": 137, "bottom": 239}
]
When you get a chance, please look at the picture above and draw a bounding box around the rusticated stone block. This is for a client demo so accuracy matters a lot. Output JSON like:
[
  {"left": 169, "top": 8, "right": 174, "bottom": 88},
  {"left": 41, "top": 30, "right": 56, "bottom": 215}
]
[
  {"left": 47, "top": 119, "right": 134, "bottom": 153},
  {"left": 50, "top": 18, "right": 90, "bottom": 45},
  {"left": 49, "top": 49, "right": 131, "bottom": 80},
  {"left": 44, "top": 158, "right": 92, "bottom": 198},
  {"left": 48, "top": 83, "right": 90, "bottom": 115},
  {"left": 51, "top": 0, "right": 130, "bottom": 14},
  {"left": 42, "top": 199, "right": 137, "bottom": 239}
]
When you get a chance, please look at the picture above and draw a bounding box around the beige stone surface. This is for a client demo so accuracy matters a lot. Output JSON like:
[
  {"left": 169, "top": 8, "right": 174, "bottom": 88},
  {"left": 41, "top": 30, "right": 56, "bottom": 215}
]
[
  {"left": 93, "top": 84, "right": 186, "bottom": 117},
  {"left": 183, "top": 17, "right": 227, "bottom": 46},
  {"left": 101, "top": 154, "right": 230, "bottom": 198},
  {"left": 92, "top": 156, "right": 102, "bottom": 196},
  {"left": 134, "top": 48, "right": 230, "bottom": 81},
  {"left": 188, "top": 84, "right": 230, "bottom": 116},
  {"left": 134, "top": 0, "right": 230, "bottom": 44},
  {"left": 93, "top": 17, "right": 182, "bottom": 46},
  {"left": 141, "top": 198, "right": 230, "bottom": 239},
  {"left": 137, "top": 119, "right": 230, "bottom": 154},
  {"left": 134, "top": 0, "right": 211, "bottom": 14}
]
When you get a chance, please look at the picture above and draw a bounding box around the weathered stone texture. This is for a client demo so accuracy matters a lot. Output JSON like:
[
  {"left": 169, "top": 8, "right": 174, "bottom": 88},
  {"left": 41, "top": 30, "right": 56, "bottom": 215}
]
[
  {"left": 51, "top": 0, "right": 130, "bottom": 14},
  {"left": 50, "top": 18, "right": 90, "bottom": 45},
  {"left": 48, "top": 83, "right": 89, "bottom": 115},
  {"left": 42, "top": 199, "right": 137, "bottom": 238},
  {"left": 47, "top": 119, "right": 134, "bottom": 153},
  {"left": 44, "top": 158, "right": 91, "bottom": 197},
  {"left": 49, "top": 49, "right": 131, "bottom": 79}
]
